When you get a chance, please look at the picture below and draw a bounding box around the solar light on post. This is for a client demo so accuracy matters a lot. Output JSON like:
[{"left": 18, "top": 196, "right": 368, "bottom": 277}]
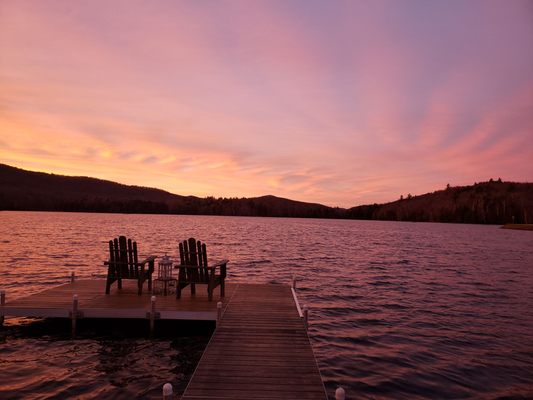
[{"left": 335, "top": 386, "right": 346, "bottom": 400}]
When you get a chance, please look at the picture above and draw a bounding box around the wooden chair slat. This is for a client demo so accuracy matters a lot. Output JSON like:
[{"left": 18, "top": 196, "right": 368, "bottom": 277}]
[
  {"left": 176, "top": 237, "right": 228, "bottom": 301},
  {"left": 104, "top": 235, "right": 155, "bottom": 295}
]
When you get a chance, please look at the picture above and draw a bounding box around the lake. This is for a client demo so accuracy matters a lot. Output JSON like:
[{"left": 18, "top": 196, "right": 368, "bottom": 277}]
[{"left": 0, "top": 211, "right": 532, "bottom": 399}]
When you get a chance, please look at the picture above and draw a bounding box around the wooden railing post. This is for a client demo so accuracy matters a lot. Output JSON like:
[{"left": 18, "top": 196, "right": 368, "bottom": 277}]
[
  {"left": 0, "top": 290, "right": 5, "bottom": 326},
  {"left": 71, "top": 294, "right": 78, "bottom": 337},
  {"left": 70, "top": 271, "right": 76, "bottom": 283},
  {"left": 150, "top": 296, "right": 156, "bottom": 336},
  {"left": 303, "top": 304, "right": 309, "bottom": 331},
  {"left": 162, "top": 382, "right": 173, "bottom": 399},
  {"left": 292, "top": 275, "right": 297, "bottom": 289},
  {"left": 217, "top": 301, "right": 222, "bottom": 326},
  {"left": 335, "top": 386, "right": 346, "bottom": 400}
]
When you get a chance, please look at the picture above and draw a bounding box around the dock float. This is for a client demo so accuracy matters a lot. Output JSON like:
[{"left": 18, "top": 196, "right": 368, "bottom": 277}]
[{"left": 181, "top": 283, "right": 327, "bottom": 400}]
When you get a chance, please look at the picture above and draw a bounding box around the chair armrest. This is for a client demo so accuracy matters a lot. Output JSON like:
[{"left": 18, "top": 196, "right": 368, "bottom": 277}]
[
  {"left": 139, "top": 255, "right": 157, "bottom": 265},
  {"left": 211, "top": 259, "right": 228, "bottom": 280},
  {"left": 174, "top": 260, "right": 228, "bottom": 270},
  {"left": 174, "top": 264, "right": 209, "bottom": 270},
  {"left": 208, "top": 259, "right": 229, "bottom": 268}
]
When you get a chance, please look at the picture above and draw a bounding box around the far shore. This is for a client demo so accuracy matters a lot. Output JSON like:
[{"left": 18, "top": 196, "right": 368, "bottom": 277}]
[{"left": 501, "top": 224, "right": 533, "bottom": 231}]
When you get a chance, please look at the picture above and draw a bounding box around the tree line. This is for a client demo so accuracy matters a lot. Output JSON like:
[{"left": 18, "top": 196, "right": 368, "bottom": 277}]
[
  {"left": 1, "top": 164, "right": 531, "bottom": 224},
  {"left": 347, "top": 180, "right": 532, "bottom": 224}
]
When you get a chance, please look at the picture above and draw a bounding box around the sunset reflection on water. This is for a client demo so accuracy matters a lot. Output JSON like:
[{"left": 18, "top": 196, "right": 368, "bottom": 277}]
[{"left": 1, "top": 212, "right": 532, "bottom": 399}]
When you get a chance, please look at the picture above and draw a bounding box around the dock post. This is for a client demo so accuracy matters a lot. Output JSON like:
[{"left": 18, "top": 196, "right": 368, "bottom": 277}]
[
  {"left": 292, "top": 275, "right": 297, "bottom": 289},
  {"left": 162, "top": 382, "right": 173, "bottom": 399},
  {"left": 303, "top": 304, "right": 308, "bottom": 331},
  {"left": 217, "top": 301, "right": 222, "bottom": 326},
  {"left": 335, "top": 386, "right": 345, "bottom": 400},
  {"left": 150, "top": 296, "right": 156, "bottom": 336},
  {"left": 0, "top": 290, "right": 5, "bottom": 326},
  {"left": 71, "top": 294, "right": 78, "bottom": 337},
  {"left": 70, "top": 271, "right": 75, "bottom": 283}
]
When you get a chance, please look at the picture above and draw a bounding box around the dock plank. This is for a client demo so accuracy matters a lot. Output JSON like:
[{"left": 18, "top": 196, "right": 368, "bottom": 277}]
[{"left": 181, "top": 283, "right": 327, "bottom": 400}]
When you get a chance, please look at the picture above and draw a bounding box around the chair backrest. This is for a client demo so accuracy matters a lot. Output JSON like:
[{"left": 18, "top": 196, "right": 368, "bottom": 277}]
[
  {"left": 108, "top": 236, "right": 140, "bottom": 278},
  {"left": 178, "top": 237, "right": 209, "bottom": 283}
]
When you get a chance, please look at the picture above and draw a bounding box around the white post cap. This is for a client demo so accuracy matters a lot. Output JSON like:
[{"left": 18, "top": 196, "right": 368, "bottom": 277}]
[{"left": 162, "top": 382, "right": 173, "bottom": 396}]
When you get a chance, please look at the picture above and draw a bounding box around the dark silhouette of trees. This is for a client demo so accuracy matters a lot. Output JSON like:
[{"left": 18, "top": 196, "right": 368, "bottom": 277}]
[
  {"left": 0, "top": 164, "right": 340, "bottom": 219},
  {"left": 348, "top": 180, "right": 533, "bottom": 224},
  {"left": 1, "top": 164, "right": 531, "bottom": 224}
]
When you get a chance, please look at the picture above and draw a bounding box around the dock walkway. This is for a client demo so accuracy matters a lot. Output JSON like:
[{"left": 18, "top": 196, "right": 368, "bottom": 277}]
[
  {"left": 182, "top": 283, "right": 327, "bottom": 400},
  {"left": 1, "top": 281, "right": 327, "bottom": 399}
]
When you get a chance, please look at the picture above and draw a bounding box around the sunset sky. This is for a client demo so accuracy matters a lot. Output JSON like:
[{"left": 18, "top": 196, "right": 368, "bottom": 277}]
[{"left": 1, "top": 0, "right": 532, "bottom": 207}]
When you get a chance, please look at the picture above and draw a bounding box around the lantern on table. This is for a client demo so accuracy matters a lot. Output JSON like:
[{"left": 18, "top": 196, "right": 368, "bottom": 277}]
[{"left": 153, "top": 255, "right": 176, "bottom": 295}]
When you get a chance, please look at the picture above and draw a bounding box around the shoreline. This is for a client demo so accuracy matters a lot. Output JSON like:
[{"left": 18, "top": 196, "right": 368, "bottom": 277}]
[{"left": 501, "top": 224, "right": 533, "bottom": 231}]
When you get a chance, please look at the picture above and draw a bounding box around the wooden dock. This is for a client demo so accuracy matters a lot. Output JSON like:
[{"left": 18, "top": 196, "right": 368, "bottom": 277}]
[
  {"left": 1, "top": 279, "right": 234, "bottom": 321},
  {"left": 181, "top": 283, "right": 327, "bottom": 400},
  {"left": 1, "top": 280, "right": 327, "bottom": 399}
]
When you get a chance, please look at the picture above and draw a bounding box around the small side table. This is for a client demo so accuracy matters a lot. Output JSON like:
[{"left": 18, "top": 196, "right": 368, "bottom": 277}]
[{"left": 153, "top": 256, "right": 176, "bottom": 296}]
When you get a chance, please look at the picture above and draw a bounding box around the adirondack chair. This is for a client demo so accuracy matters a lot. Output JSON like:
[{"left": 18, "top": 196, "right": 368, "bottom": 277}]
[
  {"left": 176, "top": 238, "right": 228, "bottom": 301},
  {"left": 104, "top": 236, "right": 156, "bottom": 295}
]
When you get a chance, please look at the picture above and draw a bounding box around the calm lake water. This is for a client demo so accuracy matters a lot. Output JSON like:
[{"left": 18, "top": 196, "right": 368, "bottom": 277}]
[{"left": 1, "top": 211, "right": 532, "bottom": 399}]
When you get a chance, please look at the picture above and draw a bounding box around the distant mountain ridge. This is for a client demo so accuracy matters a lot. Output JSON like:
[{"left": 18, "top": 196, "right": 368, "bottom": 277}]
[
  {"left": 347, "top": 180, "right": 533, "bottom": 224},
  {"left": 1, "top": 163, "right": 531, "bottom": 224},
  {"left": 0, "top": 164, "right": 339, "bottom": 218}
]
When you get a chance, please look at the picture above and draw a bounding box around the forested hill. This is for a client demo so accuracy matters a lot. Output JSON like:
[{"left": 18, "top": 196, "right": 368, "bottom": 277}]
[
  {"left": 1, "top": 163, "right": 531, "bottom": 224},
  {"left": 0, "top": 164, "right": 340, "bottom": 218},
  {"left": 347, "top": 180, "right": 533, "bottom": 224}
]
